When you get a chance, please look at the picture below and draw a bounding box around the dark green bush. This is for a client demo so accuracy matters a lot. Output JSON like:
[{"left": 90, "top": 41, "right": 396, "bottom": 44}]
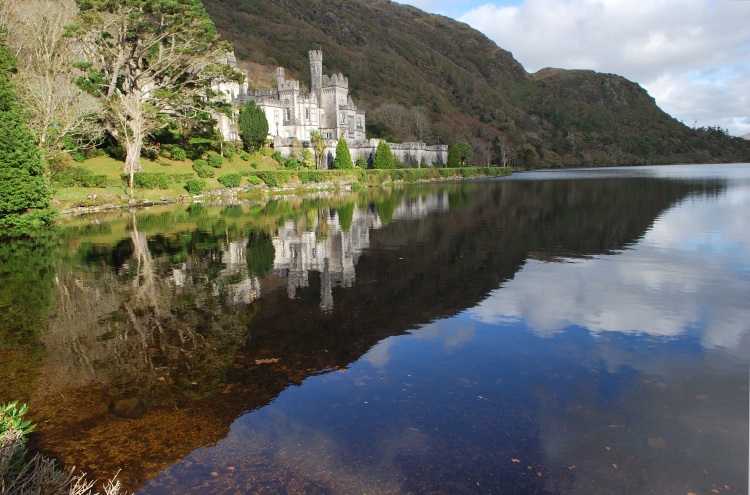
[
  {"left": 239, "top": 151, "right": 251, "bottom": 161},
  {"left": 206, "top": 151, "right": 223, "bottom": 168},
  {"left": 218, "top": 173, "right": 242, "bottom": 188},
  {"left": 185, "top": 178, "right": 206, "bottom": 195},
  {"left": 284, "top": 157, "right": 299, "bottom": 170},
  {"left": 171, "top": 147, "right": 187, "bottom": 161}
]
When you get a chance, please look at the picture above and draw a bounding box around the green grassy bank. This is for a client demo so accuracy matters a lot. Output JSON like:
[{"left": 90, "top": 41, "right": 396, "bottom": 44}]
[{"left": 50, "top": 154, "right": 511, "bottom": 212}]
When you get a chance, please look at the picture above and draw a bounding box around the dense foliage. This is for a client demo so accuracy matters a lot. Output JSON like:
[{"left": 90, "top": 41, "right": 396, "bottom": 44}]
[
  {"left": 0, "top": 43, "right": 55, "bottom": 237},
  {"left": 238, "top": 101, "right": 269, "bottom": 151},
  {"left": 373, "top": 141, "right": 395, "bottom": 169},
  {"left": 68, "top": 0, "right": 240, "bottom": 174},
  {"left": 333, "top": 137, "right": 354, "bottom": 169}
]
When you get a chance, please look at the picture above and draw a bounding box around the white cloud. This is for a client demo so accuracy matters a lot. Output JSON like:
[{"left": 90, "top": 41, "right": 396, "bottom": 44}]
[
  {"left": 458, "top": 0, "right": 750, "bottom": 136},
  {"left": 468, "top": 184, "right": 750, "bottom": 350}
]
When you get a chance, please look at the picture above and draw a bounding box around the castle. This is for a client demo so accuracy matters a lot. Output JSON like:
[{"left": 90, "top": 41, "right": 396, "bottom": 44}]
[{"left": 214, "top": 51, "right": 447, "bottom": 168}]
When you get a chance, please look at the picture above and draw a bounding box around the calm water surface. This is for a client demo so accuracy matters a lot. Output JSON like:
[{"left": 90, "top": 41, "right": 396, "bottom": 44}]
[{"left": 1, "top": 164, "right": 748, "bottom": 494}]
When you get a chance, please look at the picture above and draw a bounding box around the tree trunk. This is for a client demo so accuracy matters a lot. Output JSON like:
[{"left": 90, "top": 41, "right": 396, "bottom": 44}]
[{"left": 124, "top": 138, "right": 143, "bottom": 174}]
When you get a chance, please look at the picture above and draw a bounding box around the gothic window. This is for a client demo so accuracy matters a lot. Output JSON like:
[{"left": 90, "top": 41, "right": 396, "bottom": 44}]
[
  {"left": 357, "top": 118, "right": 362, "bottom": 129},
  {"left": 340, "top": 114, "right": 346, "bottom": 124},
  {"left": 305, "top": 109, "right": 310, "bottom": 120}
]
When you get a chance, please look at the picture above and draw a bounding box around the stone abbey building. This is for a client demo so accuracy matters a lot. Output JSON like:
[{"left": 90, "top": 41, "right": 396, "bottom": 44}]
[{"left": 214, "top": 51, "right": 447, "bottom": 168}]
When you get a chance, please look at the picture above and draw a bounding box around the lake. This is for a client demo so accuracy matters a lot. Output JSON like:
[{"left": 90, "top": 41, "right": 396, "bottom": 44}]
[{"left": 1, "top": 164, "right": 748, "bottom": 494}]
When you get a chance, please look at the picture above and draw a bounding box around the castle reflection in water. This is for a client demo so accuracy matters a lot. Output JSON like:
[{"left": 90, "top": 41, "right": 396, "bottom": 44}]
[{"left": 181, "top": 191, "right": 451, "bottom": 311}]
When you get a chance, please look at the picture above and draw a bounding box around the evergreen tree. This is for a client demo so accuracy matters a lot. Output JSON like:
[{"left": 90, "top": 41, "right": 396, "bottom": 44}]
[
  {"left": 447, "top": 145, "right": 461, "bottom": 167},
  {"left": 238, "top": 102, "right": 269, "bottom": 152},
  {"left": 0, "top": 42, "right": 55, "bottom": 238},
  {"left": 455, "top": 141, "right": 474, "bottom": 166},
  {"left": 373, "top": 141, "right": 396, "bottom": 169},
  {"left": 332, "top": 138, "right": 354, "bottom": 169}
]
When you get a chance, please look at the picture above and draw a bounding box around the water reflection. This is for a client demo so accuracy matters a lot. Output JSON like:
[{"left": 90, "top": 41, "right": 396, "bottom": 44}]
[
  {"left": 1, "top": 167, "right": 747, "bottom": 493},
  {"left": 468, "top": 182, "right": 750, "bottom": 352}
]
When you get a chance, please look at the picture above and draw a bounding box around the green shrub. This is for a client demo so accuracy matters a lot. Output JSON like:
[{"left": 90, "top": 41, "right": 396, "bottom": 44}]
[
  {"left": 79, "top": 174, "right": 108, "bottom": 188},
  {"left": 259, "top": 147, "right": 269, "bottom": 156},
  {"left": 284, "top": 157, "right": 299, "bottom": 170},
  {"left": 206, "top": 151, "right": 223, "bottom": 168},
  {"left": 1, "top": 401, "right": 35, "bottom": 439},
  {"left": 298, "top": 170, "right": 326, "bottom": 183},
  {"left": 272, "top": 151, "right": 283, "bottom": 165},
  {"left": 185, "top": 178, "right": 206, "bottom": 195},
  {"left": 247, "top": 175, "right": 262, "bottom": 186},
  {"left": 254, "top": 171, "right": 290, "bottom": 188},
  {"left": 128, "top": 172, "right": 169, "bottom": 189},
  {"left": 218, "top": 173, "right": 242, "bottom": 188},
  {"left": 51, "top": 166, "right": 107, "bottom": 188},
  {"left": 250, "top": 162, "right": 258, "bottom": 169},
  {"left": 356, "top": 157, "right": 368, "bottom": 169},
  {"left": 171, "top": 146, "right": 187, "bottom": 161},
  {"left": 193, "top": 159, "right": 215, "bottom": 178},
  {"left": 72, "top": 152, "right": 86, "bottom": 163},
  {"left": 239, "top": 151, "right": 251, "bottom": 161}
]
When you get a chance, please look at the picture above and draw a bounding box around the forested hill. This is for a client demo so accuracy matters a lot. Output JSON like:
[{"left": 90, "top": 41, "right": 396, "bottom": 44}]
[{"left": 202, "top": 0, "right": 750, "bottom": 168}]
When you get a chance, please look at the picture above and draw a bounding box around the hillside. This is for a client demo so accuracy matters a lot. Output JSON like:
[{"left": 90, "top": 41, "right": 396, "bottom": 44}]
[{"left": 202, "top": 0, "right": 750, "bottom": 168}]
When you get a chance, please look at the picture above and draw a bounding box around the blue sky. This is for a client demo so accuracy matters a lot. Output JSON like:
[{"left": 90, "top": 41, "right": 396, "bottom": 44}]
[{"left": 397, "top": 0, "right": 750, "bottom": 137}]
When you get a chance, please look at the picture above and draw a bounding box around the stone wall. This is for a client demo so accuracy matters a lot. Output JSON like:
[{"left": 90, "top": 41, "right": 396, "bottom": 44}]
[{"left": 273, "top": 137, "right": 448, "bottom": 168}]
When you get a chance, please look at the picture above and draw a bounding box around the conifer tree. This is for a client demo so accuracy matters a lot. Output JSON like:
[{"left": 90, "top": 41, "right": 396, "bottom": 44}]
[
  {"left": 238, "top": 101, "right": 269, "bottom": 151},
  {"left": 0, "top": 41, "right": 55, "bottom": 238},
  {"left": 332, "top": 138, "right": 354, "bottom": 169},
  {"left": 373, "top": 141, "right": 396, "bottom": 169},
  {"left": 447, "top": 145, "right": 461, "bottom": 167}
]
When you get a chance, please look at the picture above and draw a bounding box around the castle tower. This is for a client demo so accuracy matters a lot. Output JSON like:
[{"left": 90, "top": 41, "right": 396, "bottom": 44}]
[
  {"left": 276, "top": 67, "right": 285, "bottom": 88},
  {"left": 309, "top": 50, "right": 323, "bottom": 103}
]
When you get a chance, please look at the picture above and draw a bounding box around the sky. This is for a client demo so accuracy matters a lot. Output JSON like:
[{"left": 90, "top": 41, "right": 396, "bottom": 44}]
[{"left": 396, "top": 0, "right": 750, "bottom": 137}]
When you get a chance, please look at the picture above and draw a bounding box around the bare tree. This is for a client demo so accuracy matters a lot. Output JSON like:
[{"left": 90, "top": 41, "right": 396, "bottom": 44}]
[{"left": 0, "top": 0, "right": 103, "bottom": 158}]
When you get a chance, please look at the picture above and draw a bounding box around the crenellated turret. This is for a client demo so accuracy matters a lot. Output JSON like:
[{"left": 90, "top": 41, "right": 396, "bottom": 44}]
[
  {"left": 309, "top": 50, "right": 323, "bottom": 102},
  {"left": 276, "top": 67, "right": 285, "bottom": 88}
]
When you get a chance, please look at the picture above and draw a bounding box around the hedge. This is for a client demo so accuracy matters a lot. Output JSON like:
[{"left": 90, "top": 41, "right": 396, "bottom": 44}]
[
  {"left": 119, "top": 172, "right": 195, "bottom": 189},
  {"left": 52, "top": 167, "right": 108, "bottom": 188}
]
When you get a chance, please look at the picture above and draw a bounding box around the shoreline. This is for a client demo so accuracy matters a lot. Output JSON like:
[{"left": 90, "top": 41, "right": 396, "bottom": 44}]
[{"left": 57, "top": 169, "right": 513, "bottom": 216}]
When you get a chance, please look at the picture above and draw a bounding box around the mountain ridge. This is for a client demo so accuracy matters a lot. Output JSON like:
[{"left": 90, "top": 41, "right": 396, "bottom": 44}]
[{"left": 202, "top": 0, "right": 750, "bottom": 167}]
